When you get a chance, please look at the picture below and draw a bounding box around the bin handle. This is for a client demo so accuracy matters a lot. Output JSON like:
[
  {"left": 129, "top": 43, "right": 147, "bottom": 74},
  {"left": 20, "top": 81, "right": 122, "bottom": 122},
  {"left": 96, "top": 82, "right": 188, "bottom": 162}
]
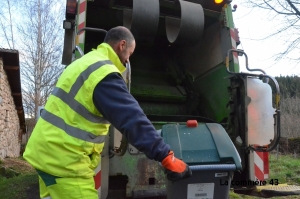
[{"left": 189, "top": 164, "right": 237, "bottom": 171}]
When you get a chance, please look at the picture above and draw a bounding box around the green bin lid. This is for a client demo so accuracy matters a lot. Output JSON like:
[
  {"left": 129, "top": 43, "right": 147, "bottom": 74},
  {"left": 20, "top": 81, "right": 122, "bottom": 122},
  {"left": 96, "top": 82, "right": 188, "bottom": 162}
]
[{"left": 161, "top": 123, "right": 242, "bottom": 170}]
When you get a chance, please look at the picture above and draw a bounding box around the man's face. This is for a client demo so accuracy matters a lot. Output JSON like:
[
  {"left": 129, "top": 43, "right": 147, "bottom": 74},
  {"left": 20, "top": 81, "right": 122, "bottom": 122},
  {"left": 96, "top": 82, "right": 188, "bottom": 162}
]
[{"left": 117, "top": 40, "right": 136, "bottom": 65}]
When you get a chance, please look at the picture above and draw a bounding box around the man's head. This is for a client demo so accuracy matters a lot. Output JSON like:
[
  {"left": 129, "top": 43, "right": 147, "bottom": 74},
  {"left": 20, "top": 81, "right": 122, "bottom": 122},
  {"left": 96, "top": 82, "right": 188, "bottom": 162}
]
[{"left": 104, "top": 26, "right": 136, "bottom": 65}]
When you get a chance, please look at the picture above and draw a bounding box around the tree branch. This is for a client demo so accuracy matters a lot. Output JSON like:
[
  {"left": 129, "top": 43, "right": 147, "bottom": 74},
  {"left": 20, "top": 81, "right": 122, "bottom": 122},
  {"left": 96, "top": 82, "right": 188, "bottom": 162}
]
[{"left": 286, "top": 0, "right": 300, "bottom": 16}]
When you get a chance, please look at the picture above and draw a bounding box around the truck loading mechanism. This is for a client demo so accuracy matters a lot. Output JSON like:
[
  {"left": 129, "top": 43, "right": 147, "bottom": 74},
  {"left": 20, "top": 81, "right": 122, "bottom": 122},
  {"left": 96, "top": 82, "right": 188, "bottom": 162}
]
[
  {"left": 226, "top": 49, "right": 281, "bottom": 153},
  {"left": 61, "top": 0, "right": 300, "bottom": 198},
  {"left": 123, "top": 0, "right": 205, "bottom": 45}
]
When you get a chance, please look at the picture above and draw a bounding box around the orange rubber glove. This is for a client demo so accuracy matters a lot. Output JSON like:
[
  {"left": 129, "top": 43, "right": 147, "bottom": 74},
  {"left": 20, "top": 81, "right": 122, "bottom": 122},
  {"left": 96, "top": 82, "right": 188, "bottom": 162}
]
[{"left": 161, "top": 151, "right": 192, "bottom": 182}]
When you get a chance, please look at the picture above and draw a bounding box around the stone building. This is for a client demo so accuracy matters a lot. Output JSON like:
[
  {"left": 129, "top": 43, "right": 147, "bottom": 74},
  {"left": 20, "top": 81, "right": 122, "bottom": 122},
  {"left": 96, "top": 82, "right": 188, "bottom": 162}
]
[{"left": 0, "top": 49, "right": 26, "bottom": 159}]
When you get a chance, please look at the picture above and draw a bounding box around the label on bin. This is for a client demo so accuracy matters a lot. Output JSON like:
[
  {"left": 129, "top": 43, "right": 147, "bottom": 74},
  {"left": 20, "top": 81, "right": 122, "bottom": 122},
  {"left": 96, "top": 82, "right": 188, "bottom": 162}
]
[
  {"left": 215, "top": 172, "right": 228, "bottom": 177},
  {"left": 187, "top": 183, "right": 214, "bottom": 199}
]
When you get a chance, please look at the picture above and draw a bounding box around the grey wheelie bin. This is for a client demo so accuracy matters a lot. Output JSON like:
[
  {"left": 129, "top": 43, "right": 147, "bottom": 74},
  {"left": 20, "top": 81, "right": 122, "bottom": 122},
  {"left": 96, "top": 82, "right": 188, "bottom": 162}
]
[{"left": 161, "top": 122, "right": 242, "bottom": 199}]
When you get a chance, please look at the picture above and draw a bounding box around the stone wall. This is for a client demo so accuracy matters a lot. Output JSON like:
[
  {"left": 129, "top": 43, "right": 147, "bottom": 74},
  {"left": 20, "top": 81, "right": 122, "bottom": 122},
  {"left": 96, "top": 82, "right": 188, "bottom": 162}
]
[{"left": 0, "top": 58, "right": 20, "bottom": 159}]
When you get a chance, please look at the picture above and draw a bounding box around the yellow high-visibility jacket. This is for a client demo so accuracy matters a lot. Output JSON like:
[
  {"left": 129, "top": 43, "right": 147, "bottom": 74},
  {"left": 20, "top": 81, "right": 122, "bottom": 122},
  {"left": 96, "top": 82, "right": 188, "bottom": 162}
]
[{"left": 23, "top": 43, "right": 126, "bottom": 178}]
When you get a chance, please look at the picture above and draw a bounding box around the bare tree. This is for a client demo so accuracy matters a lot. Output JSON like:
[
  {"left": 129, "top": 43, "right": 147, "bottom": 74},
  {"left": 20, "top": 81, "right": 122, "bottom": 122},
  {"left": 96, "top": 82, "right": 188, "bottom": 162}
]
[
  {"left": 6, "top": 0, "right": 64, "bottom": 118},
  {"left": 0, "top": 0, "right": 65, "bottom": 120},
  {"left": 281, "top": 96, "right": 300, "bottom": 138},
  {"left": 19, "top": 0, "right": 65, "bottom": 120},
  {"left": 244, "top": 0, "right": 300, "bottom": 61},
  {"left": 0, "top": 0, "right": 19, "bottom": 49}
]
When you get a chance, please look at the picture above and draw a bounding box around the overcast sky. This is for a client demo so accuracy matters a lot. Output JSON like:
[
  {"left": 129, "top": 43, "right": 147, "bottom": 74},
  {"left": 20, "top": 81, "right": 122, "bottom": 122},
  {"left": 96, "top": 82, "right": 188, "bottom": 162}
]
[{"left": 232, "top": 0, "right": 299, "bottom": 77}]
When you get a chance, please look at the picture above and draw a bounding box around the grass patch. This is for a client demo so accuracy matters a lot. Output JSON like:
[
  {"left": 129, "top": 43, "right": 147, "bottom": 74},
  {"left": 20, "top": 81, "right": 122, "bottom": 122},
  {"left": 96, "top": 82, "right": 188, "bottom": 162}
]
[
  {"left": 0, "top": 174, "right": 39, "bottom": 199},
  {"left": 269, "top": 153, "right": 300, "bottom": 185},
  {"left": 1, "top": 154, "right": 299, "bottom": 199},
  {"left": 229, "top": 153, "right": 300, "bottom": 198},
  {"left": 0, "top": 157, "right": 39, "bottom": 199},
  {"left": 0, "top": 175, "right": 7, "bottom": 183}
]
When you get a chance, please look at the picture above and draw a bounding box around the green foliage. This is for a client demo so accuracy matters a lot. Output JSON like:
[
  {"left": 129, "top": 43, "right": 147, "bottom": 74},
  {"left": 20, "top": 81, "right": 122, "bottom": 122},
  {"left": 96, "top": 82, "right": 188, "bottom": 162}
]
[
  {"left": 4, "top": 168, "right": 20, "bottom": 178},
  {"left": 289, "top": 137, "right": 300, "bottom": 141},
  {"left": 269, "top": 153, "right": 300, "bottom": 185},
  {"left": 0, "top": 174, "right": 39, "bottom": 199},
  {"left": 275, "top": 75, "right": 300, "bottom": 99},
  {"left": 0, "top": 176, "right": 7, "bottom": 183},
  {"left": 230, "top": 154, "right": 300, "bottom": 198}
]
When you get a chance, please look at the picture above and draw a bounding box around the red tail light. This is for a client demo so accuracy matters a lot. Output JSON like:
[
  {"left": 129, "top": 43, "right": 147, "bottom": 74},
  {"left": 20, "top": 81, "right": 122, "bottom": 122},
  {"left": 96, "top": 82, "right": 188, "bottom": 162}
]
[{"left": 66, "top": 0, "right": 77, "bottom": 19}]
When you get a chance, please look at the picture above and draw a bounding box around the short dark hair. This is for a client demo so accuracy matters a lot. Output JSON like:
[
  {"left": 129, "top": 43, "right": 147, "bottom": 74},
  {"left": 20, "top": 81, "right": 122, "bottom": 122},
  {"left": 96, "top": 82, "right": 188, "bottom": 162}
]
[{"left": 104, "top": 26, "right": 135, "bottom": 46}]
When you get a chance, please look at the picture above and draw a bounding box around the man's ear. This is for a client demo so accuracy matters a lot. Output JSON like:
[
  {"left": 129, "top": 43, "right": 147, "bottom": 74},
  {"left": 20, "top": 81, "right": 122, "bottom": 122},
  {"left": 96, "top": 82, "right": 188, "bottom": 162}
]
[{"left": 119, "top": 40, "right": 126, "bottom": 51}]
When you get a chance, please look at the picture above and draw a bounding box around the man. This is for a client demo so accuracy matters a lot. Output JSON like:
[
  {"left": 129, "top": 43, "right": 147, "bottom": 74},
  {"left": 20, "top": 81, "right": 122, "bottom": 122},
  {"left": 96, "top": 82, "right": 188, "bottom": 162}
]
[{"left": 23, "top": 26, "right": 191, "bottom": 199}]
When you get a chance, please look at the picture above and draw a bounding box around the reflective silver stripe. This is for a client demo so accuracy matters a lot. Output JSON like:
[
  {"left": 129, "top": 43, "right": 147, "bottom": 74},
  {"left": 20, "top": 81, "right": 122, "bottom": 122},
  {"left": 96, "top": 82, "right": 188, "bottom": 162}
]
[
  {"left": 69, "top": 60, "right": 113, "bottom": 97},
  {"left": 41, "top": 109, "right": 107, "bottom": 143},
  {"left": 52, "top": 87, "right": 108, "bottom": 123},
  {"left": 52, "top": 60, "right": 112, "bottom": 124},
  {"left": 41, "top": 197, "right": 52, "bottom": 199}
]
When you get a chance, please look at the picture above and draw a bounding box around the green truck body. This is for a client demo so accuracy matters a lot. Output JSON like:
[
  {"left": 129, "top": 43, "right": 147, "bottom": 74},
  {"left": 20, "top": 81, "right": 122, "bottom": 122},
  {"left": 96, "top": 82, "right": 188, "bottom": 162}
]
[{"left": 62, "top": 0, "right": 282, "bottom": 198}]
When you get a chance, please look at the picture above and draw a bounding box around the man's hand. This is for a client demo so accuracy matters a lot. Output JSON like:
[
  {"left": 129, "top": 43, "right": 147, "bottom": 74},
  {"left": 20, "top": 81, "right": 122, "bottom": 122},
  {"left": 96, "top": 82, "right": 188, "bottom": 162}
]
[{"left": 161, "top": 151, "right": 192, "bottom": 182}]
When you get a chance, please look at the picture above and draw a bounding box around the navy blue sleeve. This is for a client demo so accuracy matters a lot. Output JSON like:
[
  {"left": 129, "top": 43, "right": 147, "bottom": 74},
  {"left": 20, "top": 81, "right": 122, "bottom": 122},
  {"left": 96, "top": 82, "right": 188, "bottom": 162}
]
[{"left": 93, "top": 73, "right": 170, "bottom": 162}]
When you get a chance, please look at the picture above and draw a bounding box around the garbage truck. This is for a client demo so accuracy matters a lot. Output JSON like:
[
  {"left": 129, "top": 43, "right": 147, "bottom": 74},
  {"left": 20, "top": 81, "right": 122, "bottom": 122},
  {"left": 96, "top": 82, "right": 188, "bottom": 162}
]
[{"left": 60, "top": 0, "right": 298, "bottom": 198}]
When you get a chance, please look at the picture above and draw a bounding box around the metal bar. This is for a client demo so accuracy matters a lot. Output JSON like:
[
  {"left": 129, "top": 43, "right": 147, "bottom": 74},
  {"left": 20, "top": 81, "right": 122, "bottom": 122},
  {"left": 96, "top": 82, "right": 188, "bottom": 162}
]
[
  {"left": 77, "top": 27, "right": 107, "bottom": 35},
  {"left": 189, "top": 164, "right": 237, "bottom": 171},
  {"left": 226, "top": 49, "right": 266, "bottom": 75},
  {"left": 74, "top": 27, "right": 108, "bottom": 58},
  {"left": 75, "top": 45, "right": 84, "bottom": 57},
  {"left": 126, "top": 61, "right": 131, "bottom": 93}
]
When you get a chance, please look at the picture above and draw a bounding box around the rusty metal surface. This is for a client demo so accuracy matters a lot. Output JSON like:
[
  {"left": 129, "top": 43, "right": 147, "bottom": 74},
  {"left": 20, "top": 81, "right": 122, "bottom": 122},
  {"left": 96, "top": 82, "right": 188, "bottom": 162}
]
[
  {"left": 165, "top": 0, "right": 204, "bottom": 45},
  {"left": 109, "top": 150, "right": 166, "bottom": 198},
  {"left": 134, "top": 158, "right": 166, "bottom": 198},
  {"left": 109, "top": 128, "right": 166, "bottom": 197},
  {"left": 123, "top": 0, "right": 159, "bottom": 42},
  {"left": 132, "top": 185, "right": 166, "bottom": 198}
]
